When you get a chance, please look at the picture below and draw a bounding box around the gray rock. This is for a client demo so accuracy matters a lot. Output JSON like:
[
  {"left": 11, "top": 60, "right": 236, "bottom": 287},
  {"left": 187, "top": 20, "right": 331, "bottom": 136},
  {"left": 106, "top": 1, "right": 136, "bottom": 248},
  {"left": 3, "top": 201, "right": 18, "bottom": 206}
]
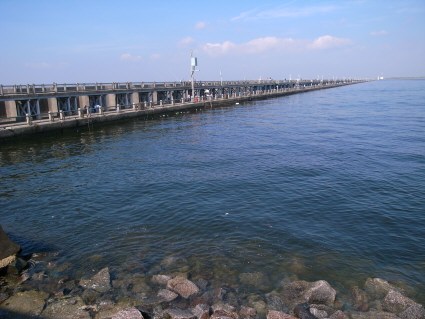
[
  {"left": 0, "top": 225, "right": 20, "bottom": 269},
  {"left": 239, "top": 306, "right": 256, "bottom": 318},
  {"left": 211, "top": 303, "right": 239, "bottom": 319},
  {"left": 364, "top": 278, "right": 397, "bottom": 300},
  {"left": 111, "top": 307, "right": 145, "bottom": 319},
  {"left": 162, "top": 308, "right": 196, "bottom": 319},
  {"left": 42, "top": 296, "right": 91, "bottom": 319},
  {"left": 158, "top": 289, "right": 178, "bottom": 302},
  {"left": 82, "top": 288, "right": 99, "bottom": 304},
  {"left": 0, "top": 290, "right": 48, "bottom": 317},
  {"left": 349, "top": 310, "right": 400, "bottom": 319},
  {"left": 167, "top": 276, "right": 199, "bottom": 299},
  {"left": 192, "top": 303, "right": 210, "bottom": 319},
  {"left": 303, "top": 280, "right": 336, "bottom": 306},
  {"left": 399, "top": 303, "right": 425, "bottom": 319},
  {"left": 383, "top": 289, "right": 416, "bottom": 314},
  {"left": 239, "top": 272, "right": 267, "bottom": 287},
  {"left": 309, "top": 306, "right": 328, "bottom": 319},
  {"left": 266, "top": 292, "right": 287, "bottom": 312},
  {"left": 293, "top": 303, "right": 319, "bottom": 319},
  {"left": 152, "top": 274, "right": 172, "bottom": 286},
  {"left": 80, "top": 267, "right": 111, "bottom": 293},
  {"left": 329, "top": 310, "right": 349, "bottom": 319},
  {"left": 351, "top": 286, "right": 369, "bottom": 311},
  {"left": 266, "top": 310, "right": 297, "bottom": 319}
]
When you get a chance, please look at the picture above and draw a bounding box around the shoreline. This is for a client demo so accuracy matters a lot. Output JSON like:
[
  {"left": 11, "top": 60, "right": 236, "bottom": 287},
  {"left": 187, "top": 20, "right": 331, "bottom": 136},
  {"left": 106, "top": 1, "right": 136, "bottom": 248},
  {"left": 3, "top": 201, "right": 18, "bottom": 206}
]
[{"left": 1, "top": 243, "right": 424, "bottom": 319}]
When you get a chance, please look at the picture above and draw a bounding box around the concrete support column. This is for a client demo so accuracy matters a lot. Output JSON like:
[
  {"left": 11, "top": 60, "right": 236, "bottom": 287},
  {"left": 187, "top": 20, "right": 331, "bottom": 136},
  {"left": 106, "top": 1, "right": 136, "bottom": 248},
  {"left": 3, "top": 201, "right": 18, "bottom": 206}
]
[
  {"left": 5, "top": 100, "right": 17, "bottom": 119},
  {"left": 106, "top": 94, "right": 116, "bottom": 111},
  {"left": 78, "top": 95, "right": 89, "bottom": 110},
  {"left": 48, "top": 98, "right": 58, "bottom": 113},
  {"left": 132, "top": 92, "right": 139, "bottom": 105},
  {"left": 152, "top": 91, "right": 158, "bottom": 104}
]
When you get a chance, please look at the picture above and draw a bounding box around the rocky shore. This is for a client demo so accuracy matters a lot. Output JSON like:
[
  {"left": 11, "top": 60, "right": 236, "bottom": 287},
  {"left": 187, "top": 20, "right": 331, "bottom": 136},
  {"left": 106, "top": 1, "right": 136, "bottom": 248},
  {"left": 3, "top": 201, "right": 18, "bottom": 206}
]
[{"left": 1, "top": 227, "right": 424, "bottom": 319}]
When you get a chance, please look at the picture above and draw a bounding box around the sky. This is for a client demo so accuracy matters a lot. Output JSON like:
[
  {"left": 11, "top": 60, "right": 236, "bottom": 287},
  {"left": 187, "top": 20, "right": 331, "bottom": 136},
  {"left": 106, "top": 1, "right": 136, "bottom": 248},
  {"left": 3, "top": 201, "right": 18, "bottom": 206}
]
[{"left": 1, "top": 0, "right": 424, "bottom": 84}]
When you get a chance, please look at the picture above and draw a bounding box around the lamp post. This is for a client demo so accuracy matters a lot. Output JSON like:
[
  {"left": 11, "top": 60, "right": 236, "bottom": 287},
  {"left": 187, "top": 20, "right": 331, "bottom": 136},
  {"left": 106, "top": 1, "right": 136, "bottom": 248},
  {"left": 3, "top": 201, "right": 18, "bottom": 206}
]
[{"left": 190, "top": 52, "right": 198, "bottom": 102}]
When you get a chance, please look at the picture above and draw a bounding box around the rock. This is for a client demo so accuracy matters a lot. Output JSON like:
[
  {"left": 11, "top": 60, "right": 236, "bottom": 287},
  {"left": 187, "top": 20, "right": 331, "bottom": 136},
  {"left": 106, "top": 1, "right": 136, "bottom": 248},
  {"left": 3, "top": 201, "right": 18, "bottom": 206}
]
[
  {"left": 399, "top": 303, "right": 425, "bottom": 319},
  {"left": 351, "top": 286, "right": 369, "bottom": 311},
  {"left": 239, "top": 272, "right": 267, "bottom": 287},
  {"left": 349, "top": 310, "right": 400, "bottom": 319},
  {"left": 162, "top": 308, "right": 196, "bottom": 319},
  {"left": 167, "top": 276, "right": 199, "bottom": 299},
  {"left": 6, "top": 257, "right": 28, "bottom": 275},
  {"left": 329, "top": 310, "right": 349, "bottom": 319},
  {"left": 247, "top": 295, "right": 267, "bottom": 318},
  {"left": 382, "top": 289, "right": 416, "bottom": 314},
  {"left": 267, "top": 310, "right": 297, "bottom": 319},
  {"left": 42, "top": 296, "right": 91, "bottom": 319},
  {"left": 111, "top": 307, "right": 145, "bottom": 319},
  {"left": 309, "top": 306, "right": 328, "bottom": 319},
  {"left": 192, "top": 303, "right": 210, "bottom": 319},
  {"left": 0, "top": 226, "right": 20, "bottom": 269},
  {"left": 80, "top": 267, "right": 111, "bottom": 293},
  {"left": 152, "top": 274, "right": 172, "bottom": 286},
  {"left": 364, "top": 278, "right": 397, "bottom": 300},
  {"left": 0, "top": 290, "right": 48, "bottom": 317},
  {"left": 211, "top": 303, "right": 238, "bottom": 319},
  {"left": 239, "top": 305, "right": 257, "bottom": 318},
  {"left": 158, "top": 289, "right": 179, "bottom": 302},
  {"left": 82, "top": 288, "right": 99, "bottom": 304},
  {"left": 293, "top": 303, "right": 319, "bottom": 319},
  {"left": 266, "top": 292, "right": 287, "bottom": 312},
  {"left": 303, "top": 281, "right": 336, "bottom": 306}
]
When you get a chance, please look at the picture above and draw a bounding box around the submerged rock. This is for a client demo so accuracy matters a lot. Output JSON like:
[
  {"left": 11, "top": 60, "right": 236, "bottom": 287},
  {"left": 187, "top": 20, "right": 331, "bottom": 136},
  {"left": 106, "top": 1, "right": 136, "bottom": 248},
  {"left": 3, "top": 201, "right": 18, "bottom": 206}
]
[
  {"left": 80, "top": 267, "right": 111, "bottom": 293},
  {"left": 0, "top": 290, "right": 48, "bottom": 317},
  {"left": 349, "top": 310, "right": 400, "bottom": 319},
  {"left": 282, "top": 280, "right": 336, "bottom": 307},
  {"left": 167, "top": 276, "right": 199, "bottom": 299},
  {"left": 266, "top": 310, "right": 297, "bottom": 319},
  {"left": 192, "top": 303, "right": 210, "bottom": 319},
  {"left": 382, "top": 289, "right": 417, "bottom": 314},
  {"left": 158, "top": 289, "right": 179, "bottom": 302},
  {"left": 364, "top": 278, "right": 397, "bottom": 300},
  {"left": 42, "top": 296, "right": 91, "bottom": 319},
  {"left": 0, "top": 225, "right": 20, "bottom": 269},
  {"left": 162, "top": 308, "right": 196, "bottom": 319},
  {"left": 239, "top": 305, "right": 257, "bottom": 318}
]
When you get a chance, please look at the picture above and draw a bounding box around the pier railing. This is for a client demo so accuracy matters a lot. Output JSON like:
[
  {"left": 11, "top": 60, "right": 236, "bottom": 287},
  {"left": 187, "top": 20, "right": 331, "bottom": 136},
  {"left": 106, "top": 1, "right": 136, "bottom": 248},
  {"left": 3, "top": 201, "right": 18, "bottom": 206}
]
[{"left": 0, "top": 79, "right": 356, "bottom": 97}]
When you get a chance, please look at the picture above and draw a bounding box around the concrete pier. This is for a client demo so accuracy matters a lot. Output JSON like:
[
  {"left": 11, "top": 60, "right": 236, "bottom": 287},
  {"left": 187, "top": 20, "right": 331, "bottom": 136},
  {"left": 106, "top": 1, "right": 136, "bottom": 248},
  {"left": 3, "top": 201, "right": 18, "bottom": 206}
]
[{"left": 0, "top": 79, "right": 364, "bottom": 140}]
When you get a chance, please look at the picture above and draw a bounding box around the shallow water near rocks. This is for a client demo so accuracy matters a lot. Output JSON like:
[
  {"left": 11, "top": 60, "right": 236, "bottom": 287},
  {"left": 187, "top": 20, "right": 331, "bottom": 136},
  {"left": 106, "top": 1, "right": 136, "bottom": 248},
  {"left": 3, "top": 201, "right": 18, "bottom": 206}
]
[{"left": 1, "top": 80, "right": 424, "bottom": 305}]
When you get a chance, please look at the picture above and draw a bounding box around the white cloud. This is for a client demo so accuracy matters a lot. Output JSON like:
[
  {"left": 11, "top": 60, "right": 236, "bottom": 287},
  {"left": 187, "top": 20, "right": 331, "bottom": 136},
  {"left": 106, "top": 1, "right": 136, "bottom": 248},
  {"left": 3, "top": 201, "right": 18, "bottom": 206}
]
[
  {"left": 120, "top": 53, "right": 142, "bottom": 62},
  {"left": 195, "top": 21, "right": 207, "bottom": 29},
  {"left": 370, "top": 30, "right": 388, "bottom": 36},
  {"left": 179, "top": 36, "right": 195, "bottom": 46},
  {"left": 232, "top": 5, "right": 335, "bottom": 21},
  {"left": 309, "top": 35, "right": 351, "bottom": 49},
  {"left": 202, "top": 35, "right": 351, "bottom": 56}
]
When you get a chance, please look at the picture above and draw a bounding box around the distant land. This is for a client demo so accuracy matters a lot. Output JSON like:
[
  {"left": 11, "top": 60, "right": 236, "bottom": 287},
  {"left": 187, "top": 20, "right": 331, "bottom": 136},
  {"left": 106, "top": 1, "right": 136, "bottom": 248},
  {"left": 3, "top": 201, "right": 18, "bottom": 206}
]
[{"left": 386, "top": 76, "right": 425, "bottom": 80}]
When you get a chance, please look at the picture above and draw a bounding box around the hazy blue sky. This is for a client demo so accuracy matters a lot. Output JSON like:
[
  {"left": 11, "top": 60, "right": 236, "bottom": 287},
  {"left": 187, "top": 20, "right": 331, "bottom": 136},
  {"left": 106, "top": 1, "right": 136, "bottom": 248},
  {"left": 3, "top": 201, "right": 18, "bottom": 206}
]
[{"left": 1, "top": 0, "right": 424, "bottom": 84}]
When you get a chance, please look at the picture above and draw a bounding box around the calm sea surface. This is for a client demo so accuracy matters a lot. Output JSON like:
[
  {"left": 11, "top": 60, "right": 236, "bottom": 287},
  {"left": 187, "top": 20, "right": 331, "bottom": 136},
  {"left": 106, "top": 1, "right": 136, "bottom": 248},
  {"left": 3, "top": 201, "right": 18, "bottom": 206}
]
[{"left": 1, "top": 80, "right": 424, "bottom": 302}]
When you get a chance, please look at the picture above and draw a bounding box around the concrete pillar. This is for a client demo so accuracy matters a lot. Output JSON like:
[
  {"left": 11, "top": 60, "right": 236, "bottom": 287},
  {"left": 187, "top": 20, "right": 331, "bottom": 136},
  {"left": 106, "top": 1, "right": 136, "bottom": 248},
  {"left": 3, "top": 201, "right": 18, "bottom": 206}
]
[
  {"left": 5, "top": 100, "right": 17, "bottom": 119},
  {"left": 48, "top": 112, "right": 54, "bottom": 122},
  {"left": 59, "top": 110, "right": 64, "bottom": 120},
  {"left": 132, "top": 92, "right": 139, "bottom": 106},
  {"left": 78, "top": 95, "right": 89, "bottom": 110},
  {"left": 78, "top": 108, "right": 83, "bottom": 118},
  {"left": 47, "top": 98, "right": 58, "bottom": 113},
  {"left": 106, "top": 94, "right": 115, "bottom": 111},
  {"left": 152, "top": 91, "right": 158, "bottom": 104}
]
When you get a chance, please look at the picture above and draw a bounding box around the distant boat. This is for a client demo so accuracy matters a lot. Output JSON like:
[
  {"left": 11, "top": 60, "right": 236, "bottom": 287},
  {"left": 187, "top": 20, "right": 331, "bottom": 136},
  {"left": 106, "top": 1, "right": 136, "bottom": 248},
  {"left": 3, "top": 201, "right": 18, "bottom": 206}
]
[{"left": 378, "top": 76, "right": 384, "bottom": 80}]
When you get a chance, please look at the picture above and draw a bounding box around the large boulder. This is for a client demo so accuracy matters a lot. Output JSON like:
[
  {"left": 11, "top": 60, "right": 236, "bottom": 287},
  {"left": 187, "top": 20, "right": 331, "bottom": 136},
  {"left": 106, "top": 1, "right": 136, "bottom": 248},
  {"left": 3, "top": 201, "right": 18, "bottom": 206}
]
[
  {"left": 167, "top": 276, "right": 199, "bottom": 299},
  {"left": 79, "top": 267, "right": 111, "bottom": 293},
  {"left": 382, "top": 289, "right": 417, "bottom": 314},
  {"left": 0, "top": 225, "right": 20, "bottom": 269},
  {"left": 282, "top": 280, "right": 336, "bottom": 307},
  {"left": 399, "top": 303, "right": 425, "bottom": 319}
]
